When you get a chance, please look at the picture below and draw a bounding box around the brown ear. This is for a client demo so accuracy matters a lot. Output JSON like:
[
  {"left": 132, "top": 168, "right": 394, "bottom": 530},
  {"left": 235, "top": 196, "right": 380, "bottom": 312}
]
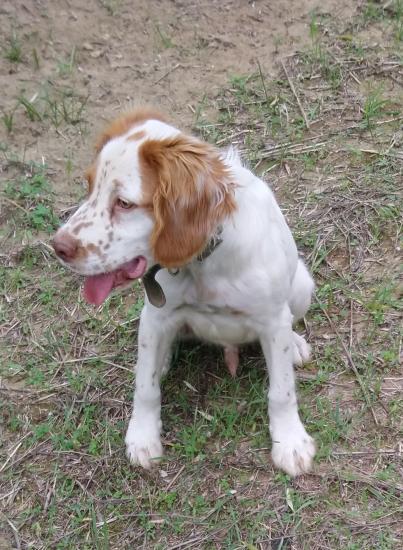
[
  {"left": 85, "top": 164, "right": 97, "bottom": 194},
  {"left": 139, "top": 136, "right": 236, "bottom": 268}
]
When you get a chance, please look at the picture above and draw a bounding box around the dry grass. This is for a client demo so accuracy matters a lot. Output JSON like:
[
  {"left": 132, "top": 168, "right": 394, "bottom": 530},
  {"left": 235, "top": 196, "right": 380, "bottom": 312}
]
[{"left": 1, "top": 2, "right": 402, "bottom": 549}]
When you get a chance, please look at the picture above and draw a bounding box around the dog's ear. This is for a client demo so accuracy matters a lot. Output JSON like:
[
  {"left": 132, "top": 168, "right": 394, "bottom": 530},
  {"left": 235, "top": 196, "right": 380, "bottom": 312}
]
[
  {"left": 139, "top": 135, "right": 235, "bottom": 268},
  {"left": 85, "top": 164, "right": 97, "bottom": 195}
]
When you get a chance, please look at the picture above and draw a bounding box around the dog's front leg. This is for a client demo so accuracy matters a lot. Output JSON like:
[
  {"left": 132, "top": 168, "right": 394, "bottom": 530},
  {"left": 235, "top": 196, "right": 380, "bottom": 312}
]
[
  {"left": 125, "top": 305, "right": 177, "bottom": 469},
  {"left": 260, "top": 306, "right": 316, "bottom": 477}
]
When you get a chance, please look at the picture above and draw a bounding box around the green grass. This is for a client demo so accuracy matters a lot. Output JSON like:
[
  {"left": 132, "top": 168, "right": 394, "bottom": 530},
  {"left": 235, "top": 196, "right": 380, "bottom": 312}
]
[
  {"left": 99, "top": 0, "right": 122, "bottom": 15},
  {"left": 361, "top": 86, "right": 390, "bottom": 128},
  {"left": 18, "top": 94, "right": 42, "bottom": 122},
  {"left": 57, "top": 46, "right": 77, "bottom": 76},
  {"left": 2, "top": 107, "right": 16, "bottom": 133},
  {"left": 154, "top": 24, "right": 175, "bottom": 49},
  {"left": 2, "top": 86, "right": 88, "bottom": 134},
  {"left": 3, "top": 30, "right": 23, "bottom": 62},
  {"left": 43, "top": 86, "right": 88, "bottom": 127},
  {"left": 2, "top": 163, "right": 60, "bottom": 232}
]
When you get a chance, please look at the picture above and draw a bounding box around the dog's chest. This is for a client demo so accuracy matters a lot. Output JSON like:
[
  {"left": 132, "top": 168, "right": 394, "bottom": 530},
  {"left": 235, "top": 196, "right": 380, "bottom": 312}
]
[
  {"left": 183, "top": 304, "right": 256, "bottom": 345},
  {"left": 179, "top": 274, "right": 258, "bottom": 345}
]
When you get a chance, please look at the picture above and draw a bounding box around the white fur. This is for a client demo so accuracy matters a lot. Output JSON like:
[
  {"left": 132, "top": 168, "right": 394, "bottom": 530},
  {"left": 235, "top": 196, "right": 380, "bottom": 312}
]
[{"left": 55, "top": 118, "right": 316, "bottom": 477}]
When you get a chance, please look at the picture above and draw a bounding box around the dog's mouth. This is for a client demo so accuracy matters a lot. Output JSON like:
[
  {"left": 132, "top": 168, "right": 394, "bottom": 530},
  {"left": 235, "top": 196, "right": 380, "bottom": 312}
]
[{"left": 83, "top": 256, "right": 147, "bottom": 306}]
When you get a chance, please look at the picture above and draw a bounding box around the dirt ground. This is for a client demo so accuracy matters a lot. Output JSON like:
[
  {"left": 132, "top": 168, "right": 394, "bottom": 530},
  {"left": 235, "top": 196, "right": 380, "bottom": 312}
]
[
  {"left": 1, "top": 1, "right": 402, "bottom": 549},
  {"left": 1, "top": 0, "right": 355, "bottom": 189}
]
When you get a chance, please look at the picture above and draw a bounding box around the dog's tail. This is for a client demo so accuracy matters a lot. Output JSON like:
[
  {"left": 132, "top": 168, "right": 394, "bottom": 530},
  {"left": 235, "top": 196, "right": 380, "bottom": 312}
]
[{"left": 223, "top": 146, "right": 243, "bottom": 166}]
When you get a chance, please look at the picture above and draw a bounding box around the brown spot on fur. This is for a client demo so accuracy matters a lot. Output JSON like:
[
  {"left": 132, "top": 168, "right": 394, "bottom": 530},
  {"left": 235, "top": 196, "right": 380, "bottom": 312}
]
[
  {"left": 108, "top": 231, "right": 114, "bottom": 241},
  {"left": 139, "top": 135, "right": 236, "bottom": 267},
  {"left": 74, "top": 239, "right": 89, "bottom": 260},
  {"left": 112, "top": 179, "right": 123, "bottom": 189},
  {"left": 72, "top": 221, "right": 94, "bottom": 235},
  {"left": 87, "top": 243, "right": 102, "bottom": 256},
  {"left": 127, "top": 130, "right": 146, "bottom": 142},
  {"left": 90, "top": 198, "right": 98, "bottom": 207},
  {"left": 95, "top": 107, "right": 166, "bottom": 152}
]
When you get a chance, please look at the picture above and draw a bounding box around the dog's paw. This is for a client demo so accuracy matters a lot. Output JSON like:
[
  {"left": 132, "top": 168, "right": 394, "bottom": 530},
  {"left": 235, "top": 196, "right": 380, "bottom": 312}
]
[
  {"left": 125, "top": 421, "right": 163, "bottom": 469},
  {"left": 271, "top": 424, "right": 315, "bottom": 477},
  {"left": 292, "top": 332, "right": 311, "bottom": 366}
]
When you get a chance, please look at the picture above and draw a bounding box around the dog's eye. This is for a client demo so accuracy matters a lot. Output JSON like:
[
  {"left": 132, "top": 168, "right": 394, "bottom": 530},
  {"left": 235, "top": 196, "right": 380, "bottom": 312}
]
[{"left": 116, "top": 198, "right": 136, "bottom": 210}]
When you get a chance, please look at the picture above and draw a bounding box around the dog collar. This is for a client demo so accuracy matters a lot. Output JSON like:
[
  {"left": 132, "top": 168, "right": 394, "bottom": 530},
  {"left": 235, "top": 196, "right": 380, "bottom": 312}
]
[
  {"left": 196, "top": 225, "right": 223, "bottom": 262},
  {"left": 142, "top": 226, "right": 223, "bottom": 308}
]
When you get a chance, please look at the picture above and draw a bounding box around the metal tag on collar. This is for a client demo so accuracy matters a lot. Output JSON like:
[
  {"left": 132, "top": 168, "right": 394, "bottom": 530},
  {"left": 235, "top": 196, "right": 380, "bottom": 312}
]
[{"left": 142, "top": 264, "right": 166, "bottom": 308}]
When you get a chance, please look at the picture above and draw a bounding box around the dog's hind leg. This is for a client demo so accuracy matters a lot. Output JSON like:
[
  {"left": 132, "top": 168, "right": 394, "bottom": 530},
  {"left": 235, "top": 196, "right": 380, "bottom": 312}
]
[
  {"left": 289, "top": 259, "right": 314, "bottom": 365},
  {"left": 289, "top": 259, "right": 314, "bottom": 322}
]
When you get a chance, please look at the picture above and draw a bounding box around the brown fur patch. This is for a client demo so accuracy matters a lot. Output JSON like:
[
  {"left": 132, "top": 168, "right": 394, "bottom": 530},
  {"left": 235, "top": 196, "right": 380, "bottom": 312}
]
[
  {"left": 95, "top": 107, "right": 166, "bottom": 152},
  {"left": 139, "top": 135, "right": 236, "bottom": 267},
  {"left": 86, "top": 243, "right": 102, "bottom": 256},
  {"left": 72, "top": 221, "right": 94, "bottom": 235},
  {"left": 75, "top": 239, "right": 87, "bottom": 260},
  {"left": 127, "top": 130, "right": 146, "bottom": 142}
]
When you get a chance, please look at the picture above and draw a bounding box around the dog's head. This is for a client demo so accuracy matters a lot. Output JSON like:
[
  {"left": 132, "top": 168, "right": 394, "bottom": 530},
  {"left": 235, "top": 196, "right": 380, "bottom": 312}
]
[{"left": 51, "top": 108, "right": 235, "bottom": 305}]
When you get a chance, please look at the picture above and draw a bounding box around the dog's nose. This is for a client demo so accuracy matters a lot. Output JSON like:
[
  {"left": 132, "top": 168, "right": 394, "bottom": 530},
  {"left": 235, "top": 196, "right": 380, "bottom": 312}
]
[{"left": 52, "top": 232, "right": 78, "bottom": 262}]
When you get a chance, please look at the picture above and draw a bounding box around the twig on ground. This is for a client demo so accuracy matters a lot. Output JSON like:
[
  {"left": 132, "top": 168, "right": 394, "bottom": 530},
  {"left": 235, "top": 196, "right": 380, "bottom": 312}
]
[
  {"left": 281, "top": 59, "right": 310, "bottom": 129},
  {"left": 2, "top": 196, "right": 30, "bottom": 215},
  {"left": 1, "top": 513, "right": 21, "bottom": 550},
  {"left": 154, "top": 63, "right": 181, "bottom": 85}
]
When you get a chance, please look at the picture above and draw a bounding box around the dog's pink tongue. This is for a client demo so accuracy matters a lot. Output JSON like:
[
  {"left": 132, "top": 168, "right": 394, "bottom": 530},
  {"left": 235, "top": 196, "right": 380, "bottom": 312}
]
[
  {"left": 82, "top": 257, "right": 147, "bottom": 306},
  {"left": 83, "top": 273, "right": 115, "bottom": 306}
]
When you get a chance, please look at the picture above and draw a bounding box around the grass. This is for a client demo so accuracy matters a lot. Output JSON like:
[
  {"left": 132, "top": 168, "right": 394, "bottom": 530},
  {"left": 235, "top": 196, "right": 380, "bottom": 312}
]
[
  {"left": 2, "top": 163, "right": 60, "bottom": 232},
  {"left": 1, "top": 86, "right": 88, "bottom": 134},
  {"left": 99, "top": 0, "right": 122, "bottom": 15},
  {"left": 1, "top": 1, "right": 403, "bottom": 548},
  {"left": 361, "top": 86, "right": 391, "bottom": 128},
  {"left": 2, "top": 107, "right": 16, "bottom": 133},
  {"left": 3, "top": 31, "right": 23, "bottom": 63},
  {"left": 154, "top": 24, "right": 175, "bottom": 49},
  {"left": 57, "top": 46, "right": 77, "bottom": 76}
]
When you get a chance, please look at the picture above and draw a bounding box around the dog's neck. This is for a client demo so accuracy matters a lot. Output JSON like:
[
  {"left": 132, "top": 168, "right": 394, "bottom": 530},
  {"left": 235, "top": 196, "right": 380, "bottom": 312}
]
[{"left": 142, "top": 226, "right": 224, "bottom": 308}]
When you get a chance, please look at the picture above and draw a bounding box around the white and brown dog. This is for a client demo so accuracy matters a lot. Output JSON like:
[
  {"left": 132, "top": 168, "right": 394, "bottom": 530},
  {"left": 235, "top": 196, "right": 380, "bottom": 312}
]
[{"left": 52, "top": 107, "right": 316, "bottom": 476}]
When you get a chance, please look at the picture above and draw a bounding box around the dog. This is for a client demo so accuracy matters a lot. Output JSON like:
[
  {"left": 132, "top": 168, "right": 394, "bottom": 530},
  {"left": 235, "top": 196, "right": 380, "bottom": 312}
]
[{"left": 52, "top": 107, "right": 316, "bottom": 476}]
